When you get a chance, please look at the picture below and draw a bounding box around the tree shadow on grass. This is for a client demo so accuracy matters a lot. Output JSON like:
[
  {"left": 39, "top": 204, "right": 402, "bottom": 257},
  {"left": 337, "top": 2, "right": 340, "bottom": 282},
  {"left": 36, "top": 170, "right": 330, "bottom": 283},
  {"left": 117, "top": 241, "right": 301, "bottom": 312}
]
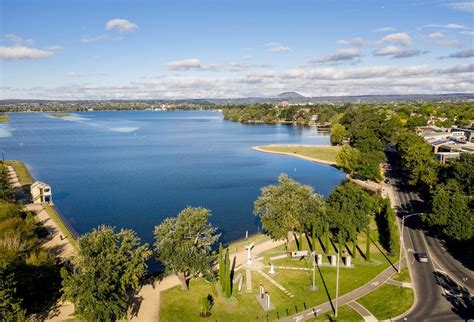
[{"left": 371, "top": 237, "right": 397, "bottom": 271}]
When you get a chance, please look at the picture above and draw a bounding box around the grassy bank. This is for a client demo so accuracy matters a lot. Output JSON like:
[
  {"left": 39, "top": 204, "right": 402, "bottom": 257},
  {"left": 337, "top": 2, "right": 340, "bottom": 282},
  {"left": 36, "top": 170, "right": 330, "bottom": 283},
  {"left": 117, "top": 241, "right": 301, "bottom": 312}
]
[
  {"left": 4, "top": 160, "right": 34, "bottom": 185},
  {"left": 255, "top": 145, "right": 341, "bottom": 164},
  {"left": 5, "top": 160, "right": 79, "bottom": 250},
  {"left": 0, "top": 114, "right": 9, "bottom": 123},
  {"left": 357, "top": 284, "right": 414, "bottom": 320}
]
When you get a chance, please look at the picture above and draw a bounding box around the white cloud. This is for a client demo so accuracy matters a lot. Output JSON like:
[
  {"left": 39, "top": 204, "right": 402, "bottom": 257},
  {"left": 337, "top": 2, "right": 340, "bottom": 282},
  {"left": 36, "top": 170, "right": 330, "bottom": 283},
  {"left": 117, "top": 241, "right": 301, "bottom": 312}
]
[
  {"left": 65, "top": 72, "right": 82, "bottom": 77},
  {"left": 440, "top": 49, "right": 474, "bottom": 59},
  {"left": 105, "top": 19, "right": 138, "bottom": 33},
  {"left": 81, "top": 34, "right": 122, "bottom": 43},
  {"left": 265, "top": 42, "right": 291, "bottom": 52},
  {"left": 0, "top": 46, "right": 53, "bottom": 60},
  {"left": 46, "top": 45, "right": 64, "bottom": 51},
  {"left": 460, "top": 30, "right": 474, "bottom": 35},
  {"left": 311, "top": 48, "right": 362, "bottom": 64},
  {"left": 7, "top": 62, "right": 473, "bottom": 99},
  {"left": 336, "top": 37, "right": 366, "bottom": 46},
  {"left": 418, "top": 23, "right": 468, "bottom": 30},
  {"left": 381, "top": 32, "right": 412, "bottom": 46},
  {"left": 373, "top": 46, "right": 427, "bottom": 58},
  {"left": 3, "top": 34, "right": 34, "bottom": 46},
  {"left": 166, "top": 59, "right": 202, "bottom": 71},
  {"left": 445, "top": 2, "right": 474, "bottom": 12},
  {"left": 428, "top": 32, "right": 446, "bottom": 39},
  {"left": 165, "top": 58, "right": 270, "bottom": 71},
  {"left": 433, "top": 39, "right": 463, "bottom": 47},
  {"left": 373, "top": 27, "right": 396, "bottom": 33}
]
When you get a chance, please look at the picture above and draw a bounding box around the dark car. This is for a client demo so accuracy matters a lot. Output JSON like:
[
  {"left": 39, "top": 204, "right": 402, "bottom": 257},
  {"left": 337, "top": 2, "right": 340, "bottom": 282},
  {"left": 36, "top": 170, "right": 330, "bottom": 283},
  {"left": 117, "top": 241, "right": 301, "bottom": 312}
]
[{"left": 417, "top": 252, "right": 429, "bottom": 263}]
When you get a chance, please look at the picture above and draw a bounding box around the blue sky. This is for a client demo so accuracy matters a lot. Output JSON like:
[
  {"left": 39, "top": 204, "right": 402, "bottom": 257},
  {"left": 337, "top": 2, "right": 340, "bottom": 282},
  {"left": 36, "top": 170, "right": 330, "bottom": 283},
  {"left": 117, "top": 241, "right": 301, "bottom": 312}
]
[{"left": 1, "top": 0, "right": 473, "bottom": 99}]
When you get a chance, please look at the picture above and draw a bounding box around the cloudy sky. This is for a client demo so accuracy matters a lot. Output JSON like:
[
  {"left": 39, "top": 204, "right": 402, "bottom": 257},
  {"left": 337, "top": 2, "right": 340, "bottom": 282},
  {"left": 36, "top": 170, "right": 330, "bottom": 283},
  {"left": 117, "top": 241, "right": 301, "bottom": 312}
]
[{"left": 1, "top": 0, "right": 473, "bottom": 99}]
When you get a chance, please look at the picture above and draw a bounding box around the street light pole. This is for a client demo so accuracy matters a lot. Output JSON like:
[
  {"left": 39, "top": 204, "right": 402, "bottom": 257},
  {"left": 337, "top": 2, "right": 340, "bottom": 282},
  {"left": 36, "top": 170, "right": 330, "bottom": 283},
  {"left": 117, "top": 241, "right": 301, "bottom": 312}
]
[
  {"left": 398, "top": 213, "right": 424, "bottom": 273},
  {"left": 335, "top": 249, "right": 340, "bottom": 318}
]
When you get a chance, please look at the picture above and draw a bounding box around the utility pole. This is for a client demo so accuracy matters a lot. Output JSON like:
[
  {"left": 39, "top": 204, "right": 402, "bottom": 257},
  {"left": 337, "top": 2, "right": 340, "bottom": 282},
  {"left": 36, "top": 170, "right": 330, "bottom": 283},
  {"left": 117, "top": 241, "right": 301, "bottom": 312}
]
[
  {"left": 398, "top": 213, "right": 424, "bottom": 273},
  {"left": 335, "top": 249, "right": 340, "bottom": 318}
]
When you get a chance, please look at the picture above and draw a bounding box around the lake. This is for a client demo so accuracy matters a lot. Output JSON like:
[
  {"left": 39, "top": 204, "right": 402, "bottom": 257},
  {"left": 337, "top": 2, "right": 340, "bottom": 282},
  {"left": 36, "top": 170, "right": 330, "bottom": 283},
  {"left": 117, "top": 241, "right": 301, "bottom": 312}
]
[{"left": 1, "top": 111, "right": 345, "bottom": 245}]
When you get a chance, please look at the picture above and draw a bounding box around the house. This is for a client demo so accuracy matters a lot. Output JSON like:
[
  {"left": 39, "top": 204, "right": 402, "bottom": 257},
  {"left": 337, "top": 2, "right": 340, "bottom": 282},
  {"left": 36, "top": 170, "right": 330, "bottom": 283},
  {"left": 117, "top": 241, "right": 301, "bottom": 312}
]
[{"left": 30, "top": 181, "right": 53, "bottom": 204}]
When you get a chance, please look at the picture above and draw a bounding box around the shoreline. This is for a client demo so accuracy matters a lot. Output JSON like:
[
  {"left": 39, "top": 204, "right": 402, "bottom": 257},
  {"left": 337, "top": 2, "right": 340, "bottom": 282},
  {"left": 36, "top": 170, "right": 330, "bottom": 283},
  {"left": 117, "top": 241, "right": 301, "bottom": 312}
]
[
  {"left": 252, "top": 145, "right": 338, "bottom": 166},
  {"left": 6, "top": 160, "right": 79, "bottom": 246}
]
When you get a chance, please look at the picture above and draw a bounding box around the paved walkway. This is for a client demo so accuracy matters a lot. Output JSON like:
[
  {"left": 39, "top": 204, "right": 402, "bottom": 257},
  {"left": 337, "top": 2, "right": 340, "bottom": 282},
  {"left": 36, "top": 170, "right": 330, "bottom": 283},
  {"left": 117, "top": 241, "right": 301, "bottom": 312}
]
[
  {"left": 386, "top": 279, "right": 413, "bottom": 288},
  {"left": 280, "top": 262, "right": 399, "bottom": 321},
  {"left": 6, "top": 165, "right": 21, "bottom": 188},
  {"left": 347, "top": 301, "right": 378, "bottom": 322},
  {"left": 257, "top": 270, "right": 295, "bottom": 298},
  {"left": 25, "top": 204, "right": 77, "bottom": 259}
]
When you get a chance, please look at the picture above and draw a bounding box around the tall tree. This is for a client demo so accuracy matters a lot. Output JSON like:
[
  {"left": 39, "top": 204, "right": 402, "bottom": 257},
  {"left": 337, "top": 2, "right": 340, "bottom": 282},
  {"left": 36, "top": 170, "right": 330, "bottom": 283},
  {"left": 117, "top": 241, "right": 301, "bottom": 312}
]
[
  {"left": 330, "top": 123, "right": 349, "bottom": 145},
  {"left": 328, "top": 182, "right": 375, "bottom": 259},
  {"left": 61, "top": 226, "right": 151, "bottom": 321},
  {"left": 336, "top": 145, "right": 361, "bottom": 176},
  {"left": 0, "top": 267, "right": 25, "bottom": 321},
  {"left": 254, "top": 174, "right": 325, "bottom": 249},
  {"left": 154, "top": 207, "right": 220, "bottom": 291},
  {"left": 428, "top": 180, "right": 473, "bottom": 241}
]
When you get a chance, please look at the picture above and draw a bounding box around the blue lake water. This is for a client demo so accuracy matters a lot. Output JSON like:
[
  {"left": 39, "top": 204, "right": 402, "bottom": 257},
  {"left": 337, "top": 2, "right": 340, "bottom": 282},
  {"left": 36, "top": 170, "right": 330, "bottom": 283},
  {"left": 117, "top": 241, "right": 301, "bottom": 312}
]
[{"left": 1, "top": 111, "right": 345, "bottom": 245}]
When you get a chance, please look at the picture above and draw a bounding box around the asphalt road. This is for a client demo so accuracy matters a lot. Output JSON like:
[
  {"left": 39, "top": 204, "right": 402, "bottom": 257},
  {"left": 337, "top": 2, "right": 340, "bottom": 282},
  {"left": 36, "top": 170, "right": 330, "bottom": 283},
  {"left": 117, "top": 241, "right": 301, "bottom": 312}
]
[{"left": 386, "top": 154, "right": 473, "bottom": 321}]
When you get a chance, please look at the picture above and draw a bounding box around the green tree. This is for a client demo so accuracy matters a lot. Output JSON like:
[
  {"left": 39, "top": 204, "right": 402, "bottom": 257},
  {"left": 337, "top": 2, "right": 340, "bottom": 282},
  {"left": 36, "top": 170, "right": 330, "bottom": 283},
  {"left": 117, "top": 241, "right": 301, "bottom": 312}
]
[
  {"left": 0, "top": 267, "right": 25, "bottom": 321},
  {"left": 428, "top": 180, "right": 473, "bottom": 241},
  {"left": 254, "top": 174, "right": 324, "bottom": 249},
  {"left": 154, "top": 207, "right": 220, "bottom": 291},
  {"left": 336, "top": 145, "right": 361, "bottom": 175},
  {"left": 438, "top": 153, "right": 474, "bottom": 196},
  {"left": 330, "top": 123, "right": 349, "bottom": 145},
  {"left": 61, "top": 226, "right": 151, "bottom": 321},
  {"left": 328, "top": 182, "right": 375, "bottom": 259}
]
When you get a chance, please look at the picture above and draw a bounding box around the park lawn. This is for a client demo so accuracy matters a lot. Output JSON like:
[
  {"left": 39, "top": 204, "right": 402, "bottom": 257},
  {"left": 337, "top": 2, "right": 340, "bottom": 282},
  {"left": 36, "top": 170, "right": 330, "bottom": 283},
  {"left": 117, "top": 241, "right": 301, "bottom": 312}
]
[
  {"left": 257, "top": 145, "right": 341, "bottom": 163},
  {"left": 392, "top": 267, "right": 411, "bottom": 282},
  {"left": 357, "top": 284, "right": 414, "bottom": 320},
  {"left": 160, "top": 234, "right": 397, "bottom": 321},
  {"left": 43, "top": 204, "right": 79, "bottom": 250},
  {"left": 160, "top": 278, "right": 264, "bottom": 322},
  {"left": 0, "top": 114, "right": 9, "bottom": 123},
  {"left": 310, "top": 305, "right": 363, "bottom": 321},
  {"left": 4, "top": 160, "right": 34, "bottom": 185}
]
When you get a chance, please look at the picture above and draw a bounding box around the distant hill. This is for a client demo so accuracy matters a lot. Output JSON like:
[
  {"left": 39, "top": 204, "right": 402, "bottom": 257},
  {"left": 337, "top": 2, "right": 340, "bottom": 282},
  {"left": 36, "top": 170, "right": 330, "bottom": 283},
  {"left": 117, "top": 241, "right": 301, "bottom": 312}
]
[{"left": 277, "top": 91, "right": 305, "bottom": 99}]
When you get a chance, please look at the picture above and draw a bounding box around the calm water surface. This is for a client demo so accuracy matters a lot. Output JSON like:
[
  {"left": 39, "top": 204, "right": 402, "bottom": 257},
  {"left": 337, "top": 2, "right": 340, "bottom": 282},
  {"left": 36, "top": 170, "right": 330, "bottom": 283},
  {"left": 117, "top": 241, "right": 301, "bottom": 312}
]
[{"left": 1, "top": 111, "right": 345, "bottom": 245}]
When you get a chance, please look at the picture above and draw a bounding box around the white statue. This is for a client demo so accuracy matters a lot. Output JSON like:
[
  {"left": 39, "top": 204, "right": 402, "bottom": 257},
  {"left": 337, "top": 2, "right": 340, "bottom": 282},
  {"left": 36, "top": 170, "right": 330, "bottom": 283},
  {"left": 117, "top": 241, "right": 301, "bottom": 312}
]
[
  {"left": 245, "top": 242, "right": 254, "bottom": 265},
  {"left": 269, "top": 262, "right": 276, "bottom": 275}
]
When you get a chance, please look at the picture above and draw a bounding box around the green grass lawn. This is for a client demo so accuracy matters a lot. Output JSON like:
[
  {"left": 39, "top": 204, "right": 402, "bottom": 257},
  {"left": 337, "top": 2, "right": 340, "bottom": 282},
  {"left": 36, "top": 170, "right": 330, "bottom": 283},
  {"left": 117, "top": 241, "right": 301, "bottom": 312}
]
[
  {"left": 310, "top": 305, "right": 363, "bottom": 321},
  {"left": 43, "top": 204, "right": 79, "bottom": 250},
  {"left": 257, "top": 145, "right": 342, "bottom": 163},
  {"left": 160, "top": 223, "right": 397, "bottom": 321},
  {"left": 4, "top": 160, "right": 34, "bottom": 186},
  {"left": 49, "top": 113, "right": 72, "bottom": 117},
  {"left": 0, "top": 114, "right": 9, "bottom": 123},
  {"left": 357, "top": 284, "right": 414, "bottom": 320},
  {"left": 392, "top": 267, "right": 411, "bottom": 283}
]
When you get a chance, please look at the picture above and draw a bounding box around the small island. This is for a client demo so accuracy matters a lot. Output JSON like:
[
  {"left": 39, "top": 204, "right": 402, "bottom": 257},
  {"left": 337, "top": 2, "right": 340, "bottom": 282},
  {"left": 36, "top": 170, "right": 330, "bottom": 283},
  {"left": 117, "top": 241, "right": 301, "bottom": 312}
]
[
  {"left": 49, "top": 113, "right": 72, "bottom": 118},
  {"left": 0, "top": 114, "right": 9, "bottom": 123}
]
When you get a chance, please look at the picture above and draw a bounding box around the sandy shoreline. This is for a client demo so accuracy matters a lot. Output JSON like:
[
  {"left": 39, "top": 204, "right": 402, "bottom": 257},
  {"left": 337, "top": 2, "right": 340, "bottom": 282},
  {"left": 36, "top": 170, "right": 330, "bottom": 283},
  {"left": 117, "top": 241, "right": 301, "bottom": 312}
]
[{"left": 252, "top": 145, "right": 338, "bottom": 166}]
